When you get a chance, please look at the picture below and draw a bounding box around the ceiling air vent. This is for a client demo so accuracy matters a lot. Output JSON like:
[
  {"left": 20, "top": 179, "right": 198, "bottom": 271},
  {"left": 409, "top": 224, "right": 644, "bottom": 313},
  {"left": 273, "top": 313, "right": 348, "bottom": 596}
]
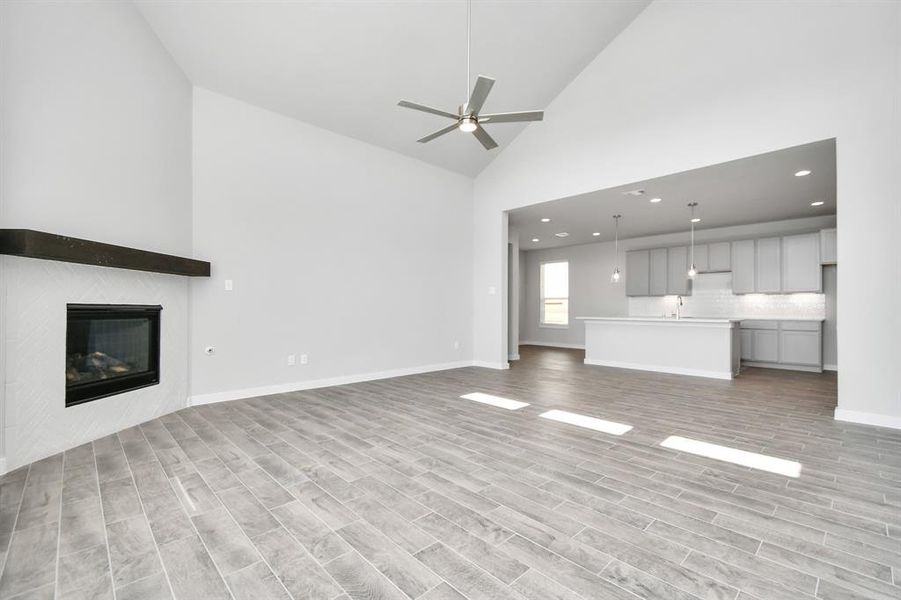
[{"left": 622, "top": 189, "right": 646, "bottom": 197}]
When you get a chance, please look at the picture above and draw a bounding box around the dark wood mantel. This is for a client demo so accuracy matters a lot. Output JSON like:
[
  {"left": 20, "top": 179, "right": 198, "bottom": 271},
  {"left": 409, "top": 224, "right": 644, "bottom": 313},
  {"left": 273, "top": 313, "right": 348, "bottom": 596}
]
[{"left": 0, "top": 229, "right": 210, "bottom": 277}]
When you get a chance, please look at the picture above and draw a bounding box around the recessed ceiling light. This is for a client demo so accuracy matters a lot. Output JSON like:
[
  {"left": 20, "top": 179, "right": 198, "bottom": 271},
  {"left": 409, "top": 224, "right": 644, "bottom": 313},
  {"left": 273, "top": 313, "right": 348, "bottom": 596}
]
[
  {"left": 540, "top": 217, "right": 551, "bottom": 223},
  {"left": 592, "top": 232, "right": 601, "bottom": 236},
  {"left": 795, "top": 170, "right": 811, "bottom": 177},
  {"left": 650, "top": 197, "right": 662, "bottom": 203},
  {"left": 691, "top": 217, "right": 701, "bottom": 223},
  {"left": 810, "top": 201, "right": 824, "bottom": 206},
  {"left": 555, "top": 232, "right": 569, "bottom": 238},
  {"left": 531, "top": 238, "right": 539, "bottom": 242}
]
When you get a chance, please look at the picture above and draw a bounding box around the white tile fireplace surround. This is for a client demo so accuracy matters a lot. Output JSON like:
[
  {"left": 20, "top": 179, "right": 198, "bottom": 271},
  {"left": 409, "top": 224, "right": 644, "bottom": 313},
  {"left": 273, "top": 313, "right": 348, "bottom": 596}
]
[
  {"left": 628, "top": 272, "right": 826, "bottom": 320},
  {"left": 0, "top": 256, "right": 188, "bottom": 471}
]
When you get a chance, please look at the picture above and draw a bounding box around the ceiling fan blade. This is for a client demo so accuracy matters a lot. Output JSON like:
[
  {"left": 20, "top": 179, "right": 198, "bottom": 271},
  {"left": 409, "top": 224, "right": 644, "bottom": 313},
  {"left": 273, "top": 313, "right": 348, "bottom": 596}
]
[
  {"left": 417, "top": 123, "right": 459, "bottom": 143},
  {"left": 472, "top": 126, "right": 498, "bottom": 150},
  {"left": 398, "top": 100, "right": 459, "bottom": 120},
  {"left": 480, "top": 110, "right": 544, "bottom": 123},
  {"left": 466, "top": 75, "right": 495, "bottom": 114}
]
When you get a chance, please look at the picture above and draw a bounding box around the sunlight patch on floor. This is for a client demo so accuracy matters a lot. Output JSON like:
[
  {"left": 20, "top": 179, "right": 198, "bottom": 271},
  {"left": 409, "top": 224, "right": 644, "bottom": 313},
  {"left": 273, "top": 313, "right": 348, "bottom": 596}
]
[
  {"left": 460, "top": 392, "right": 529, "bottom": 410},
  {"left": 539, "top": 409, "right": 633, "bottom": 435},
  {"left": 660, "top": 435, "right": 802, "bottom": 478}
]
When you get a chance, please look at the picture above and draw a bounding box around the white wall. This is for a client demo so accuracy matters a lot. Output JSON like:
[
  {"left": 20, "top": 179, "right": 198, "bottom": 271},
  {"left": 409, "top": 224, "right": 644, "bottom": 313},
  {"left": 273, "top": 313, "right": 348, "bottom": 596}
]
[
  {"left": 520, "top": 216, "right": 834, "bottom": 347},
  {"left": 0, "top": 1, "right": 193, "bottom": 468},
  {"left": 190, "top": 89, "right": 473, "bottom": 403},
  {"left": 0, "top": 1, "right": 192, "bottom": 255},
  {"left": 475, "top": 1, "right": 901, "bottom": 428}
]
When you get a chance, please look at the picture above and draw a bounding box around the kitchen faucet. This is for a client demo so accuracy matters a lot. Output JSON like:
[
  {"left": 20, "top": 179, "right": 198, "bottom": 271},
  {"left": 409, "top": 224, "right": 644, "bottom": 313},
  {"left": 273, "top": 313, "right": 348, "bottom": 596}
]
[{"left": 676, "top": 295, "right": 683, "bottom": 319}]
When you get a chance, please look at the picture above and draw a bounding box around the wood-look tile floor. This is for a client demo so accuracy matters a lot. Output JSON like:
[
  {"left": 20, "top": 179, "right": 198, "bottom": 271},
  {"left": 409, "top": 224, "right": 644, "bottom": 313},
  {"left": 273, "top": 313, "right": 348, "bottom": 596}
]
[{"left": 1, "top": 345, "right": 899, "bottom": 600}]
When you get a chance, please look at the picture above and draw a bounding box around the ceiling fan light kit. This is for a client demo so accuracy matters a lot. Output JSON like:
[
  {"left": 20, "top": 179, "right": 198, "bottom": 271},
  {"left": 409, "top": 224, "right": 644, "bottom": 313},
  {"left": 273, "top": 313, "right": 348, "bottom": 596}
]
[{"left": 397, "top": 0, "right": 544, "bottom": 150}]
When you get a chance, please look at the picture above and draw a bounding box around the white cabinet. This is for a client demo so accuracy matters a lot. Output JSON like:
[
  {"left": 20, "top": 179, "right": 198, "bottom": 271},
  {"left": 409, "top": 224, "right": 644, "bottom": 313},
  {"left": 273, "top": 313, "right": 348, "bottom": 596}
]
[
  {"left": 820, "top": 228, "right": 837, "bottom": 264},
  {"left": 752, "top": 330, "right": 779, "bottom": 362},
  {"left": 626, "top": 250, "right": 649, "bottom": 296},
  {"left": 755, "top": 237, "right": 782, "bottom": 293},
  {"left": 666, "top": 246, "right": 689, "bottom": 295},
  {"left": 649, "top": 248, "right": 668, "bottom": 296},
  {"left": 731, "top": 240, "right": 756, "bottom": 294},
  {"left": 782, "top": 233, "right": 821, "bottom": 293}
]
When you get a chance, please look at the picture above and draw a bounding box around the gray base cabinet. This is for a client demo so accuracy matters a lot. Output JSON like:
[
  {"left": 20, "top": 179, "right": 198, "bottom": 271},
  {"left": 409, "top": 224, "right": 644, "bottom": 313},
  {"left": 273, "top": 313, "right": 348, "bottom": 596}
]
[{"left": 740, "top": 320, "right": 823, "bottom": 372}]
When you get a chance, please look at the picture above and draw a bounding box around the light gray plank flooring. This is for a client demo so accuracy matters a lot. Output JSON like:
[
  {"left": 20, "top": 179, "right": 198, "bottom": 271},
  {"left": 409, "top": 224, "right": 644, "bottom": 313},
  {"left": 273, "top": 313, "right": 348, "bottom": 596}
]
[{"left": 0, "top": 345, "right": 898, "bottom": 599}]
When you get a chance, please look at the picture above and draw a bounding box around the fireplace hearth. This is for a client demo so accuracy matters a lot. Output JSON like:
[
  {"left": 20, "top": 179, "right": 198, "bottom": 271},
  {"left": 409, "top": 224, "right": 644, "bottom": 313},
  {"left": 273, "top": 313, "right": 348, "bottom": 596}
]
[{"left": 66, "top": 304, "right": 161, "bottom": 406}]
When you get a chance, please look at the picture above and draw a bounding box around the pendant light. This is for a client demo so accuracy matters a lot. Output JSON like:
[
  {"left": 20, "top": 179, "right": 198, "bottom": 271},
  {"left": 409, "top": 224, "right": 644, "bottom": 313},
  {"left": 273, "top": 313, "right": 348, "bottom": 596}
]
[
  {"left": 687, "top": 202, "right": 698, "bottom": 278},
  {"left": 611, "top": 214, "right": 622, "bottom": 283}
]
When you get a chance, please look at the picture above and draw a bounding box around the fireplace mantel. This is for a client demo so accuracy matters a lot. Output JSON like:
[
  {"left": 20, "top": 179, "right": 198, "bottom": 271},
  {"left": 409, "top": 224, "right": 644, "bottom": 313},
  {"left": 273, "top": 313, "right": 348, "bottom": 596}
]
[{"left": 0, "top": 229, "right": 210, "bottom": 277}]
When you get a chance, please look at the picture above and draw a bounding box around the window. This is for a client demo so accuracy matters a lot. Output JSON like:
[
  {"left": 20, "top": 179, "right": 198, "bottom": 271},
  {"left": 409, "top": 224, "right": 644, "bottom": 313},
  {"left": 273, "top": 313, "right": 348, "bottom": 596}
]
[{"left": 540, "top": 261, "right": 569, "bottom": 326}]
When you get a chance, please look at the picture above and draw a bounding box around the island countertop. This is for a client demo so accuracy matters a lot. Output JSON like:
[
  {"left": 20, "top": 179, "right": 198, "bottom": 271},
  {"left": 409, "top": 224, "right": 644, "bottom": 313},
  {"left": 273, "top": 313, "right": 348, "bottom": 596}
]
[{"left": 577, "top": 316, "right": 739, "bottom": 325}]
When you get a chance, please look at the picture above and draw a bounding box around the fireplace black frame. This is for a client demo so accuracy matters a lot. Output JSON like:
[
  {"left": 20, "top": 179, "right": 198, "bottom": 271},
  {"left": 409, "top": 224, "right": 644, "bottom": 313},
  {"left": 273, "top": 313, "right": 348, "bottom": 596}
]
[{"left": 66, "top": 304, "right": 162, "bottom": 407}]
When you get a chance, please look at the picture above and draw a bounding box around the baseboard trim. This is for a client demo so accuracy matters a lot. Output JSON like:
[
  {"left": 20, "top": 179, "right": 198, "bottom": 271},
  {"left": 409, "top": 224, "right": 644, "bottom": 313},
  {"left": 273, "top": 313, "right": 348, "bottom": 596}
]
[
  {"left": 0, "top": 458, "right": 7, "bottom": 477},
  {"left": 584, "top": 358, "right": 733, "bottom": 380},
  {"left": 471, "top": 361, "right": 510, "bottom": 370},
  {"left": 823, "top": 364, "right": 838, "bottom": 371},
  {"left": 520, "top": 341, "right": 585, "bottom": 350},
  {"left": 742, "top": 361, "right": 822, "bottom": 373},
  {"left": 188, "top": 360, "right": 473, "bottom": 406},
  {"left": 834, "top": 409, "right": 901, "bottom": 430}
]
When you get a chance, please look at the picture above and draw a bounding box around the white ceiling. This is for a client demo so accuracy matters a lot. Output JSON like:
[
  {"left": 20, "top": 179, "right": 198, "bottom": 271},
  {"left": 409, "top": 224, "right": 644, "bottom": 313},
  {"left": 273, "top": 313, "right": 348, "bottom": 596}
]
[
  {"left": 509, "top": 139, "right": 837, "bottom": 250},
  {"left": 135, "top": 0, "right": 650, "bottom": 177}
]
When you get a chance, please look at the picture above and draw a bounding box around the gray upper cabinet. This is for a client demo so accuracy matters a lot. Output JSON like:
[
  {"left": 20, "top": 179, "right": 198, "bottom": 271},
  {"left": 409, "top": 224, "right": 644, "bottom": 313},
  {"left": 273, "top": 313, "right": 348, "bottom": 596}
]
[
  {"left": 755, "top": 237, "right": 782, "bottom": 293},
  {"left": 708, "top": 242, "right": 731, "bottom": 272},
  {"left": 731, "top": 239, "right": 755, "bottom": 294},
  {"left": 820, "top": 228, "right": 836, "bottom": 264},
  {"left": 629, "top": 232, "right": 820, "bottom": 296},
  {"left": 693, "top": 244, "right": 709, "bottom": 273},
  {"left": 782, "top": 232, "right": 821, "bottom": 293},
  {"left": 649, "top": 248, "right": 668, "bottom": 296},
  {"left": 625, "top": 250, "right": 649, "bottom": 296},
  {"left": 666, "top": 246, "right": 689, "bottom": 295}
]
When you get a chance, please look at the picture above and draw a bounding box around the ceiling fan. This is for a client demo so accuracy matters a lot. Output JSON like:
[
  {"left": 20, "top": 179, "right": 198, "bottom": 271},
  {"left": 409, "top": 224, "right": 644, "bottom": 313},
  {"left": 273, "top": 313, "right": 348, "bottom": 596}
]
[{"left": 397, "top": 0, "right": 544, "bottom": 150}]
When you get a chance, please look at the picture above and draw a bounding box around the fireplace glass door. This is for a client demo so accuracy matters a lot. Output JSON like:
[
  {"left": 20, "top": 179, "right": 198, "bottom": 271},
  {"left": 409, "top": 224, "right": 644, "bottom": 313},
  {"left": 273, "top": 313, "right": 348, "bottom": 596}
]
[{"left": 66, "top": 304, "right": 161, "bottom": 406}]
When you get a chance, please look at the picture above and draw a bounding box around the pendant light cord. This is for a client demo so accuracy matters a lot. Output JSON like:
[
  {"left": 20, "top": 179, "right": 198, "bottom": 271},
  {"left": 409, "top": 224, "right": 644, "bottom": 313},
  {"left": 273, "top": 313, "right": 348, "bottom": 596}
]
[
  {"left": 688, "top": 202, "right": 698, "bottom": 269},
  {"left": 614, "top": 214, "right": 621, "bottom": 269}
]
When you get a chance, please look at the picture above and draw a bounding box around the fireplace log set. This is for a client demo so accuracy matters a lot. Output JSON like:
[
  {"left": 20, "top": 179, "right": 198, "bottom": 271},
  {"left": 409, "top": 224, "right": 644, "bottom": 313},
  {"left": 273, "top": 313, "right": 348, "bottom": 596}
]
[{"left": 66, "top": 351, "right": 135, "bottom": 383}]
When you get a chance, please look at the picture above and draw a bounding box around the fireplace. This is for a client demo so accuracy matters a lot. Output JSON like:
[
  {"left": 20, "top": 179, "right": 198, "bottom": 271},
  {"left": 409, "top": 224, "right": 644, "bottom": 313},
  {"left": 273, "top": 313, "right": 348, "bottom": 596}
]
[{"left": 66, "top": 304, "right": 161, "bottom": 407}]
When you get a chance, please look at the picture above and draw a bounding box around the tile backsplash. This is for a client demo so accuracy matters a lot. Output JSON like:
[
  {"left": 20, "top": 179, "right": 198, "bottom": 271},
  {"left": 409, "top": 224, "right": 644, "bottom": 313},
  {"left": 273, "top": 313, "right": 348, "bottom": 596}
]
[{"left": 628, "top": 272, "right": 826, "bottom": 319}]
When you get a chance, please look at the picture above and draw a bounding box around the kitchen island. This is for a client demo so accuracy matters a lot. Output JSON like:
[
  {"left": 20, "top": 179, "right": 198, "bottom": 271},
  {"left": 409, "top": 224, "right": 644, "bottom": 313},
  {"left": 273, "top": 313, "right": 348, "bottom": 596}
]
[{"left": 578, "top": 317, "right": 741, "bottom": 380}]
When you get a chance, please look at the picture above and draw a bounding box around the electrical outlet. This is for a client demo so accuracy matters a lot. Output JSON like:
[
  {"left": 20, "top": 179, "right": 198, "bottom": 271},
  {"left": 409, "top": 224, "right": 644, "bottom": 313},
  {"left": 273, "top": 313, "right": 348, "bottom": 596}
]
[
  {"left": 287, "top": 354, "right": 296, "bottom": 366},
  {"left": 488, "top": 286, "right": 497, "bottom": 295},
  {"left": 300, "top": 354, "right": 308, "bottom": 365},
  {"left": 224, "top": 279, "right": 234, "bottom": 291},
  {"left": 453, "top": 340, "right": 460, "bottom": 350}
]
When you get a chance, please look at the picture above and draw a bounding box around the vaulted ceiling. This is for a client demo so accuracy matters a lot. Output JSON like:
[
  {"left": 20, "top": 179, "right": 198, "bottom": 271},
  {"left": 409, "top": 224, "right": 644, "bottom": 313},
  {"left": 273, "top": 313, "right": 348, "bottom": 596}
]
[{"left": 135, "top": 0, "right": 650, "bottom": 176}]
